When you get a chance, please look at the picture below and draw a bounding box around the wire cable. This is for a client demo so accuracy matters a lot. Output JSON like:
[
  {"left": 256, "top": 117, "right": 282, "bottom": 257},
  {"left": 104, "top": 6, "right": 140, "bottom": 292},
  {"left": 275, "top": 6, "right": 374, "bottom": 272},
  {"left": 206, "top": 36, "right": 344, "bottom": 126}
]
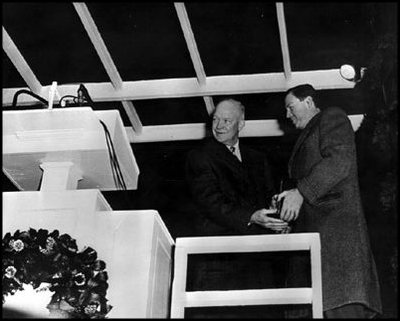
[
  {"left": 59, "top": 95, "right": 78, "bottom": 107},
  {"left": 99, "top": 120, "right": 127, "bottom": 190},
  {"left": 77, "top": 84, "right": 127, "bottom": 190},
  {"left": 12, "top": 89, "right": 48, "bottom": 108}
]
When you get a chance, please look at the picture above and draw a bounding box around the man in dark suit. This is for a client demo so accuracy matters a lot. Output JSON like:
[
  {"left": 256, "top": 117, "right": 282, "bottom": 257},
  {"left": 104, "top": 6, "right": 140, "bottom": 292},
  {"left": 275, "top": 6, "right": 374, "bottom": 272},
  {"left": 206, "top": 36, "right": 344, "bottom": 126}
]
[
  {"left": 275, "top": 84, "right": 382, "bottom": 318},
  {"left": 185, "top": 99, "right": 288, "bottom": 318},
  {"left": 186, "top": 98, "right": 288, "bottom": 237}
]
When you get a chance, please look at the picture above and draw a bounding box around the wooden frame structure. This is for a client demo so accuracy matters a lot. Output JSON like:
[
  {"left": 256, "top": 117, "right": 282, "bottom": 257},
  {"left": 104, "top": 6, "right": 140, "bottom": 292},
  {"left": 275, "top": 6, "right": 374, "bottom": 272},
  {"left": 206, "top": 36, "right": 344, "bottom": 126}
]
[
  {"left": 170, "top": 233, "right": 323, "bottom": 318},
  {"left": 2, "top": 3, "right": 361, "bottom": 143}
]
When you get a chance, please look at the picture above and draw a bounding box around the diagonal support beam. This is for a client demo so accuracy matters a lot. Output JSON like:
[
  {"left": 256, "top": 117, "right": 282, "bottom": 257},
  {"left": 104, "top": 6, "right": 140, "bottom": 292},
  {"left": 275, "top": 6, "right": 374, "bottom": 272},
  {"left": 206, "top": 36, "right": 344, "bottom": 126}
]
[
  {"left": 121, "top": 100, "right": 142, "bottom": 130},
  {"left": 2, "top": 26, "right": 42, "bottom": 94},
  {"left": 203, "top": 96, "right": 215, "bottom": 115},
  {"left": 73, "top": 2, "right": 142, "bottom": 134},
  {"left": 174, "top": 2, "right": 206, "bottom": 85},
  {"left": 276, "top": 3, "right": 292, "bottom": 80},
  {"left": 174, "top": 3, "right": 215, "bottom": 115}
]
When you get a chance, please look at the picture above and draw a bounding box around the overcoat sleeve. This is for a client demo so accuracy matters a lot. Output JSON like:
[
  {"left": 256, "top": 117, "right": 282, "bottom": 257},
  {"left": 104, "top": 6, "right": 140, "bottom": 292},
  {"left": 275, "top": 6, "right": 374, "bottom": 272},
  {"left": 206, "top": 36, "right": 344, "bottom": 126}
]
[{"left": 297, "top": 108, "right": 355, "bottom": 204}]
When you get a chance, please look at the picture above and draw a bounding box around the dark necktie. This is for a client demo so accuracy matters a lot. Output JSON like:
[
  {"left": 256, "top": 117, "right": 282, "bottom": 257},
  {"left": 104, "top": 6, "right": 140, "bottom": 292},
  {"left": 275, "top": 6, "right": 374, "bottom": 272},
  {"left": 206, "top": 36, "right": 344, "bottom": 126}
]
[{"left": 230, "top": 146, "right": 241, "bottom": 162}]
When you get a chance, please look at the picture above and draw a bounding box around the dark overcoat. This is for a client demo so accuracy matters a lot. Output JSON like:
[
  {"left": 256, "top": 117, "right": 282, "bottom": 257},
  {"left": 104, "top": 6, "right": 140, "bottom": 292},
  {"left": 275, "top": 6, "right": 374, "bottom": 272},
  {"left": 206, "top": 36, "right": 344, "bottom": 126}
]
[
  {"left": 185, "top": 137, "right": 275, "bottom": 236},
  {"left": 288, "top": 106, "right": 382, "bottom": 315}
]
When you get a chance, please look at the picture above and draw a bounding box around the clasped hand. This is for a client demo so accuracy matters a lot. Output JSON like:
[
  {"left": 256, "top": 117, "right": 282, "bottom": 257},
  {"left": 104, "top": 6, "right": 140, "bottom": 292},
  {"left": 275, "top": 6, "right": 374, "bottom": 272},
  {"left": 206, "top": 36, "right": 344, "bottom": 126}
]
[
  {"left": 272, "top": 188, "right": 304, "bottom": 222},
  {"left": 250, "top": 208, "right": 290, "bottom": 233}
]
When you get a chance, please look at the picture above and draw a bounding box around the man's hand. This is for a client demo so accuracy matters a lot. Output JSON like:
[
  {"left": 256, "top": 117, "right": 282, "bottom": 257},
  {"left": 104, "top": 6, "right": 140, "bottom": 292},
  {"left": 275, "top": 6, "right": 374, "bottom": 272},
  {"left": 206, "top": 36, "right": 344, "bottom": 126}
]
[
  {"left": 274, "top": 188, "right": 304, "bottom": 222},
  {"left": 250, "top": 208, "right": 289, "bottom": 232}
]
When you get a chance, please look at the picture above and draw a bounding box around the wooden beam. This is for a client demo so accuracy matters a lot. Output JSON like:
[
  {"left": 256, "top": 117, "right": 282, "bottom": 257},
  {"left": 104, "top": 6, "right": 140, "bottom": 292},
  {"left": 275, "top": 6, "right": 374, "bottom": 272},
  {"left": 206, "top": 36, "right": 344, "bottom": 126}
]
[
  {"left": 127, "top": 123, "right": 208, "bottom": 143},
  {"left": 73, "top": 3, "right": 123, "bottom": 87},
  {"left": 121, "top": 101, "right": 143, "bottom": 134},
  {"left": 2, "top": 69, "right": 355, "bottom": 106},
  {"left": 73, "top": 2, "right": 142, "bottom": 133},
  {"left": 174, "top": 2, "right": 207, "bottom": 85},
  {"left": 2, "top": 27, "right": 42, "bottom": 94},
  {"left": 174, "top": 233, "right": 320, "bottom": 251},
  {"left": 174, "top": 3, "right": 214, "bottom": 116},
  {"left": 203, "top": 96, "right": 215, "bottom": 115},
  {"left": 125, "top": 115, "right": 364, "bottom": 143},
  {"left": 185, "top": 288, "right": 313, "bottom": 307},
  {"left": 276, "top": 3, "right": 292, "bottom": 79}
]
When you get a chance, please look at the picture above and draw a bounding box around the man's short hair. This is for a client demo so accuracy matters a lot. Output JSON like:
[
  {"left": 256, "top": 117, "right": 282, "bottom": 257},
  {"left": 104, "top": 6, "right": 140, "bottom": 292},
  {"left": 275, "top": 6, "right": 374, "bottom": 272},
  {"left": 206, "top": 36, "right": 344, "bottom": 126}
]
[
  {"left": 215, "top": 98, "right": 245, "bottom": 117},
  {"left": 286, "top": 84, "right": 319, "bottom": 106}
]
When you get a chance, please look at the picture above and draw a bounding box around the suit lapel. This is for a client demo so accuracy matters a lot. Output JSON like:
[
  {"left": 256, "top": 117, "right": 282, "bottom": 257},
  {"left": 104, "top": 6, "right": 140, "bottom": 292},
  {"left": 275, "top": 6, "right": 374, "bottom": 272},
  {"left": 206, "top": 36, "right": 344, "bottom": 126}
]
[
  {"left": 238, "top": 144, "right": 252, "bottom": 165},
  {"left": 208, "top": 139, "right": 243, "bottom": 169}
]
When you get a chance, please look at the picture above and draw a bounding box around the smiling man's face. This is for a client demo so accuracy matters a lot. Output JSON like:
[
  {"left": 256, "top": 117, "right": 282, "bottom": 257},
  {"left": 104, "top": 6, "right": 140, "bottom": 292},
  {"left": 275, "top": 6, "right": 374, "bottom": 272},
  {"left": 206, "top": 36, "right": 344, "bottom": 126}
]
[
  {"left": 285, "top": 93, "right": 314, "bottom": 129},
  {"left": 212, "top": 100, "right": 244, "bottom": 146}
]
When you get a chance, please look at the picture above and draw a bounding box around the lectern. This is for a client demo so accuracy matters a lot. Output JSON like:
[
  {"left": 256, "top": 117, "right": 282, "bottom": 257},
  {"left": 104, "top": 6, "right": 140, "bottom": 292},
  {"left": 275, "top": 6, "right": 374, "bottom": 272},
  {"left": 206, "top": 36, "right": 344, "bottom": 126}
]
[
  {"left": 2, "top": 107, "right": 174, "bottom": 318},
  {"left": 3, "top": 107, "right": 139, "bottom": 191}
]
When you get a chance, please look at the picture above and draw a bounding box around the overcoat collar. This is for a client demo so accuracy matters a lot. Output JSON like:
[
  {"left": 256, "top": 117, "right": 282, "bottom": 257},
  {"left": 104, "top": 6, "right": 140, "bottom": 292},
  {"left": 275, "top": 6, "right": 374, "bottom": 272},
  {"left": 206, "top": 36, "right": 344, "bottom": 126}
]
[{"left": 288, "top": 111, "right": 322, "bottom": 171}]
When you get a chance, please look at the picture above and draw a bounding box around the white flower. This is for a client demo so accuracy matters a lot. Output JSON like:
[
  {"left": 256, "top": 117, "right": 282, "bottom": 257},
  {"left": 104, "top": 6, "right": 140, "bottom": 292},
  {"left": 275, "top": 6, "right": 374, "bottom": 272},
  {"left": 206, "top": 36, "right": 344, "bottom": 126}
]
[
  {"left": 74, "top": 273, "right": 86, "bottom": 286},
  {"left": 5, "top": 266, "right": 17, "bottom": 278},
  {"left": 46, "top": 237, "right": 56, "bottom": 250},
  {"left": 11, "top": 239, "right": 24, "bottom": 252},
  {"left": 84, "top": 303, "right": 99, "bottom": 314}
]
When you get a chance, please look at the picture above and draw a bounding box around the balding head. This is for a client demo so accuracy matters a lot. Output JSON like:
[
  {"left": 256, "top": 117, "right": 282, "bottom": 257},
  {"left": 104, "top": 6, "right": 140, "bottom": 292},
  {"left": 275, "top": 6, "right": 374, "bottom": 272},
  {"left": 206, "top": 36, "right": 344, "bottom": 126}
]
[{"left": 212, "top": 99, "right": 245, "bottom": 146}]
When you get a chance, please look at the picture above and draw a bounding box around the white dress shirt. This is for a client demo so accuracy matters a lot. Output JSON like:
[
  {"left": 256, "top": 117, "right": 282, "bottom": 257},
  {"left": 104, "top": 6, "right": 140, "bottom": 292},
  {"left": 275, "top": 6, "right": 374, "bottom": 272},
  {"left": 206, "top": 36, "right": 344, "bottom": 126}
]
[{"left": 226, "top": 141, "right": 242, "bottom": 162}]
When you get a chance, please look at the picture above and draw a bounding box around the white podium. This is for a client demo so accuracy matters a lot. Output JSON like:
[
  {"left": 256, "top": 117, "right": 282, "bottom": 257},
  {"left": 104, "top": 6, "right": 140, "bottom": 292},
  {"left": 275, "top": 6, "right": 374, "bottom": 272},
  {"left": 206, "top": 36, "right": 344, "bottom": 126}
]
[
  {"left": 3, "top": 107, "right": 139, "bottom": 191},
  {"left": 3, "top": 106, "right": 174, "bottom": 318},
  {"left": 3, "top": 191, "right": 174, "bottom": 318}
]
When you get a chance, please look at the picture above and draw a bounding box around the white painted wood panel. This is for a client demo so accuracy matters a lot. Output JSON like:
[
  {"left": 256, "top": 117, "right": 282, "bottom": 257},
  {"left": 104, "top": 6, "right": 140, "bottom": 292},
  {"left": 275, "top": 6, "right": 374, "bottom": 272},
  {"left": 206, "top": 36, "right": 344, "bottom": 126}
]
[{"left": 170, "top": 233, "right": 322, "bottom": 318}]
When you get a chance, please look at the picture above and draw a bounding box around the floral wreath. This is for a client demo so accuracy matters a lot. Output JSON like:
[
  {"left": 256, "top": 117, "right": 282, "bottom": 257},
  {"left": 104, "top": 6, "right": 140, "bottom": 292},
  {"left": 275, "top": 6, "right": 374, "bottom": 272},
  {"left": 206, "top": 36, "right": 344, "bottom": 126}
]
[{"left": 2, "top": 228, "right": 112, "bottom": 318}]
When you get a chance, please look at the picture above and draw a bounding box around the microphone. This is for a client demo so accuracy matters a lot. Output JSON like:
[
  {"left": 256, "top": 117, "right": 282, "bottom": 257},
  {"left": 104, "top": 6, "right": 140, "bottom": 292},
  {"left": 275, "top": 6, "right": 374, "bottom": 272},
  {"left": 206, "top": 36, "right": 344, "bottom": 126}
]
[{"left": 77, "top": 84, "right": 94, "bottom": 106}]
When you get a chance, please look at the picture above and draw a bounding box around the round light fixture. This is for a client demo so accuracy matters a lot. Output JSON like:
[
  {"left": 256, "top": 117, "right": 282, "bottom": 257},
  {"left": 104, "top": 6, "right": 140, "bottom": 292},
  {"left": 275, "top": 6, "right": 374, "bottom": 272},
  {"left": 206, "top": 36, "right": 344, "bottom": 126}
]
[{"left": 340, "top": 64, "right": 356, "bottom": 81}]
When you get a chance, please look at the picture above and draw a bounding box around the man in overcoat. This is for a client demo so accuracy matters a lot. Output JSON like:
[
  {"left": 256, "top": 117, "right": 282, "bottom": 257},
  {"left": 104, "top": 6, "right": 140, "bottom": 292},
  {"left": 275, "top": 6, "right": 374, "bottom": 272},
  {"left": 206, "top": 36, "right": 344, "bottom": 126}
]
[
  {"left": 276, "top": 84, "right": 382, "bottom": 318},
  {"left": 185, "top": 99, "right": 288, "bottom": 317}
]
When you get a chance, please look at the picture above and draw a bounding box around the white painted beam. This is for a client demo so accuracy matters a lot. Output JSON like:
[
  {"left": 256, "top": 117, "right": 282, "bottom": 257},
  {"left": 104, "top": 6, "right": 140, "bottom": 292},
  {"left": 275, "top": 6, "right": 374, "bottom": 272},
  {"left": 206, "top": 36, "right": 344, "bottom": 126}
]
[
  {"left": 174, "top": 2, "right": 207, "bottom": 85},
  {"left": 174, "top": 233, "right": 319, "bottom": 250},
  {"left": 2, "top": 27, "right": 42, "bottom": 94},
  {"left": 174, "top": 3, "right": 215, "bottom": 116},
  {"left": 73, "top": 2, "right": 142, "bottom": 133},
  {"left": 73, "top": 3, "right": 123, "bottom": 88},
  {"left": 126, "top": 123, "right": 207, "bottom": 143},
  {"left": 121, "top": 100, "right": 143, "bottom": 134},
  {"left": 125, "top": 115, "right": 364, "bottom": 142},
  {"left": 276, "top": 3, "right": 292, "bottom": 79},
  {"left": 3, "top": 69, "right": 355, "bottom": 106},
  {"left": 203, "top": 96, "right": 215, "bottom": 115},
  {"left": 185, "top": 288, "right": 313, "bottom": 307}
]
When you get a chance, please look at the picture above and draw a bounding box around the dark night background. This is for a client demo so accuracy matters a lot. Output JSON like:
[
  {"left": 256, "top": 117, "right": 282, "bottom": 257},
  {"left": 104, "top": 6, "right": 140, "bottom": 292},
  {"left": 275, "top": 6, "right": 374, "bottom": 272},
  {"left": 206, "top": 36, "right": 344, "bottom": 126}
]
[{"left": 2, "top": 2, "right": 397, "bottom": 318}]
